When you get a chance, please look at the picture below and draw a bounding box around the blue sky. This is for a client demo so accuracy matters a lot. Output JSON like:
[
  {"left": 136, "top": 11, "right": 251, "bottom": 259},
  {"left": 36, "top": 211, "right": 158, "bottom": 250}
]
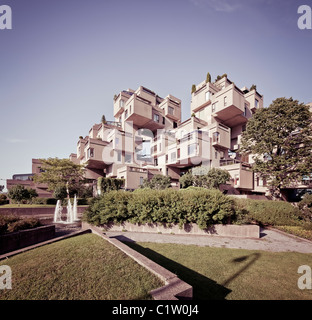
[{"left": 0, "top": 0, "right": 311, "bottom": 190}]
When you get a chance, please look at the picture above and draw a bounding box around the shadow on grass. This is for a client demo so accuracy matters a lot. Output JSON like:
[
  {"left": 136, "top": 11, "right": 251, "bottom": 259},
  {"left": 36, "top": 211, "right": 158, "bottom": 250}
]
[{"left": 115, "top": 237, "right": 231, "bottom": 300}]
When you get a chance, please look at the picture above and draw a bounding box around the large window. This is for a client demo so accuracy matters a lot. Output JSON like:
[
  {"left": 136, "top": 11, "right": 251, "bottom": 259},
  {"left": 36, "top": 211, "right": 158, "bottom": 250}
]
[
  {"left": 213, "top": 132, "right": 220, "bottom": 143},
  {"left": 87, "top": 148, "right": 94, "bottom": 158},
  {"left": 212, "top": 102, "right": 217, "bottom": 112},
  {"left": 205, "top": 91, "right": 210, "bottom": 101},
  {"left": 188, "top": 144, "right": 197, "bottom": 156},
  {"left": 168, "top": 106, "right": 174, "bottom": 115},
  {"left": 153, "top": 113, "right": 159, "bottom": 123},
  {"left": 125, "top": 152, "right": 132, "bottom": 163},
  {"left": 255, "top": 99, "right": 259, "bottom": 108},
  {"left": 171, "top": 152, "right": 176, "bottom": 162}
]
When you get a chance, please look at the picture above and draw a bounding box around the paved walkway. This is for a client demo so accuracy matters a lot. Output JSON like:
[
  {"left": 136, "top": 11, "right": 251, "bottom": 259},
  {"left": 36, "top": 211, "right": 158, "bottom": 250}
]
[{"left": 105, "top": 228, "right": 312, "bottom": 254}]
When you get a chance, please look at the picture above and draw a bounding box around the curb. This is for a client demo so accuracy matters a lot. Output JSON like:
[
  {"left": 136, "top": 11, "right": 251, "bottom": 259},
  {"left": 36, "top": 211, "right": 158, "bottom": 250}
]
[
  {"left": 0, "top": 229, "right": 91, "bottom": 261},
  {"left": 82, "top": 222, "right": 193, "bottom": 300},
  {"left": 265, "top": 226, "right": 312, "bottom": 245}
]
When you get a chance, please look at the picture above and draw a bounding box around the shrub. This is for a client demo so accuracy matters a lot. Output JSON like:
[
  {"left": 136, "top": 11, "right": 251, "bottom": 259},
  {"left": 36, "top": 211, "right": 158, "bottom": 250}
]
[
  {"left": 297, "top": 194, "right": 312, "bottom": 222},
  {"left": 191, "top": 84, "right": 196, "bottom": 93},
  {"left": 84, "top": 188, "right": 234, "bottom": 229},
  {"left": 232, "top": 198, "right": 300, "bottom": 226},
  {"left": 0, "top": 215, "right": 41, "bottom": 235}
]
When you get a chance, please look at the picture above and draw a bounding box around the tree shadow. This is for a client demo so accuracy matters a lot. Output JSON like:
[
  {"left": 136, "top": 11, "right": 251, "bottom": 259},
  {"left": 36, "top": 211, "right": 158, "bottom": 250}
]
[
  {"left": 221, "top": 253, "right": 261, "bottom": 287},
  {"left": 115, "top": 237, "right": 231, "bottom": 300}
]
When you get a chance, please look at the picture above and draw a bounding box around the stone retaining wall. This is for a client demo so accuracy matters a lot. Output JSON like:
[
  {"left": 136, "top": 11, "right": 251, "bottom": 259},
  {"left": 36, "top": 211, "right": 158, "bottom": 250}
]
[
  {"left": 0, "top": 225, "right": 55, "bottom": 254},
  {"left": 100, "top": 221, "right": 260, "bottom": 238}
]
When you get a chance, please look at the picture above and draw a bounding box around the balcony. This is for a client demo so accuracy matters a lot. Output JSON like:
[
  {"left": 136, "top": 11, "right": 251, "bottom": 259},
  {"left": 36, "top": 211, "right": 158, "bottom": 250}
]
[
  {"left": 123, "top": 93, "right": 153, "bottom": 127},
  {"left": 84, "top": 138, "right": 109, "bottom": 169},
  {"left": 210, "top": 123, "right": 231, "bottom": 149},
  {"left": 159, "top": 95, "right": 181, "bottom": 122},
  {"left": 212, "top": 84, "right": 248, "bottom": 127},
  {"left": 114, "top": 91, "right": 133, "bottom": 117},
  {"left": 219, "top": 160, "right": 253, "bottom": 190}
]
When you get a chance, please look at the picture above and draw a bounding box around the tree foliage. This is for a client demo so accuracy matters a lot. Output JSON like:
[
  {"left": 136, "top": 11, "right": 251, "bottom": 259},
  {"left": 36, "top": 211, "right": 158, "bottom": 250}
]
[
  {"left": 33, "top": 158, "right": 85, "bottom": 194},
  {"left": 180, "top": 168, "right": 231, "bottom": 189},
  {"left": 191, "top": 84, "right": 196, "bottom": 93},
  {"left": 141, "top": 174, "right": 171, "bottom": 190},
  {"left": 206, "top": 72, "right": 211, "bottom": 83},
  {"left": 240, "top": 97, "right": 312, "bottom": 199},
  {"left": 7, "top": 185, "right": 38, "bottom": 204},
  {"left": 97, "top": 177, "right": 124, "bottom": 194}
]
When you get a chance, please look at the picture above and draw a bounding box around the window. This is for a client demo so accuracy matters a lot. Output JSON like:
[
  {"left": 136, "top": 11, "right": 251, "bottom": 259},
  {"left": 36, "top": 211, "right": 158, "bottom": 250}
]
[
  {"left": 120, "top": 100, "right": 125, "bottom": 108},
  {"left": 188, "top": 144, "right": 197, "bottom": 156},
  {"left": 115, "top": 137, "right": 119, "bottom": 146},
  {"left": 117, "top": 151, "right": 122, "bottom": 162},
  {"left": 87, "top": 148, "right": 94, "bottom": 158},
  {"left": 153, "top": 114, "right": 159, "bottom": 123},
  {"left": 224, "top": 96, "right": 227, "bottom": 106},
  {"left": 205, "top": 91, "right": 210, "bottom": 101},
  {"left": 213, "top": 132, "right": 220, "bottom": 143},
  {"left": 166, "top": 154, "right": 168, "bottom": 163},
  {"left": 255, "top": 99, "right": 259, "bottom": 108},
  {"left": 154, "top": 158, "right": 158, "bottom": 166},
  {"left": 159, "top": 143, "right": 162, "bottom": 152},
  {"left": 212, "top": 103, "right": 217, "bottom": 112},
  {"left": 244, "top": 105, "right": 247, "bottom": 117},
  {"left": 234, "top": 174, "right": 239, "bottom": 186},
  {"left": 173, "top": 122, "right": 177, "bottom": 128},
  {"left": 171, "top": 152, "right": 176, "bottom": 162},
  {"left": 140, "top": 177, "right": 144, "bottom": 185},
  {"left": 125, "top": 109, "right": 128, "bottom": 119},
  {"left": 125, "top": 152, "right": 132, "bottom": 163},
  {"left": 177, "top": 148, "right": 180, "bottom": 158},
  {"left": 168, "top": 106, "right": 174, "bottom": 115},
  {"left": 162, "top": 117, "right": 165, "bottom": 125},
  {"left": 215, "top": 151, "right": 218, "bottom": 159},
  {"left": 129, "top": 105, "right": 131, "bottom": 114}
]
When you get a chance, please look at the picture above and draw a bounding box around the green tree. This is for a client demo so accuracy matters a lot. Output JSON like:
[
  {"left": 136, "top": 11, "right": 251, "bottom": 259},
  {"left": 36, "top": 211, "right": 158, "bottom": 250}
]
[
  {"left": 206, "top": 72, "right": 211, "bottom": 83},
  {"left": 101, "top": 114, "right": 107, "bottom": 124},
  {"left": 33, "top": 158, "right": 85, "bottom": 195},
  {"left": 8, "top": 185, "right": 37, "bottom": 204},
  {"left": 141, "top": 174, "right": 171, "bottom": 190},
  {"left": 240, "top": 97, "right": 312, "bottom": 200},
  {"left": 250, "top": 84, "right": 257, "bottom": 91},
  {"left": 180, "top": 168, "right": 231, "bottom": 189},
  {"left": 53, "top": 184, "right": 68, "bottom": 200},
  {"left": 179, "top": 172, "right": 194, "bottom": 189},
  {"left": 191, "top": 84, "right": 196, "bottom": 93},
  {"left": 97, "top": 177, "right": 124, "bottom": 194}
]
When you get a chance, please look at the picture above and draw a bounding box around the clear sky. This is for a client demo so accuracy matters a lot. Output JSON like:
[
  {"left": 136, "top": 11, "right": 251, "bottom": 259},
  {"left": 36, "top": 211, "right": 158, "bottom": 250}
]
[{"left": 0, "top": 0, "right": 311, "bottom": 190}]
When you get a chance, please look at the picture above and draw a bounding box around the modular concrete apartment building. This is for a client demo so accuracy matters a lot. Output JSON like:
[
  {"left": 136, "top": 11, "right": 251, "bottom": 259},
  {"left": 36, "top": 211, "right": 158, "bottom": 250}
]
[
  {"left": 7, "top": 77, "right": 312, "bottom": 200},
  {"left": 70, "top": 76, "right": 271, "bottom": 197}
]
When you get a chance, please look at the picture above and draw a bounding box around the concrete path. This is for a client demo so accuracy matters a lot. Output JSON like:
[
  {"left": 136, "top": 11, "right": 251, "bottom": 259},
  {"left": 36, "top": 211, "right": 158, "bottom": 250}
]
[{"left": 105, "top": 228, "right": 312, "bottom": 254}]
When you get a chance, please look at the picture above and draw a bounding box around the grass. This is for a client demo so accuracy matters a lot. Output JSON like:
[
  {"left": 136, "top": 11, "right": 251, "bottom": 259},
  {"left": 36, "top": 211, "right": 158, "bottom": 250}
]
[
  {"left": 0, "top": 204, "right": 56, "bottom": 208},
  {"left": 275, "top": 225, "right": 312, "bottom": 242},
  {"left": 0, "top": 234, "right": 163, "bottom": 300},
  {"left": 124, "top": 242, "right": 312, "bottom": 300}
]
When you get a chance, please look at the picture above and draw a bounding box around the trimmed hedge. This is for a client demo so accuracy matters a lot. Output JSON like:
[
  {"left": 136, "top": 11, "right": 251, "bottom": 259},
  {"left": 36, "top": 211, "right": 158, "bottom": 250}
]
[
  {"left": 0, "top": 215, "right": 42, "bottom": 235},
  {"left": 232, "top": 198, "right": 300, "bottom": 226},
  {"left": 84, "top": 188, "right": 234, "bottom": 230}
]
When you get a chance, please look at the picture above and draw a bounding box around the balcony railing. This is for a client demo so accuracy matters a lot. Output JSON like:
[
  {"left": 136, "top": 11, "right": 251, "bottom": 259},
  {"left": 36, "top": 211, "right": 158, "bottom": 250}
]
[{"left": 219, "top": 159, "right": 241, "bottom": 166}]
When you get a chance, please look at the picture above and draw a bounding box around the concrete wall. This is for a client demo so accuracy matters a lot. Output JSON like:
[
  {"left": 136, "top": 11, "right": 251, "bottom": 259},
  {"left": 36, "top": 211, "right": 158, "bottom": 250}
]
[
  {"left": 100, "top": 222, "right": 260, "bottom": 238},
  {"left": 0, "top": 225, "right": 55, "bottom": 254}
]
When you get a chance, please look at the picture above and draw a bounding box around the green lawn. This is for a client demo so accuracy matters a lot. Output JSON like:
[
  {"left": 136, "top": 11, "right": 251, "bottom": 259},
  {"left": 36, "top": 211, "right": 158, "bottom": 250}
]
[
  {"left": 0, "top": 204, "right": 56, "bottom": 208},
  {"left": 124, "top": 242, "right": 312, "bottom": 300},
  {"left": 0, "top": 234, "right": 163, "bottom": 300}
]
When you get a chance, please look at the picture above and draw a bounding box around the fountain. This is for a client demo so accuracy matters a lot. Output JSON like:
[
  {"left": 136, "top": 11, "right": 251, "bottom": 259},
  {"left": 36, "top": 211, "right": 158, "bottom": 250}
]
[{"left": 53, "top": 195, "right": 79, "bottom": 224}]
